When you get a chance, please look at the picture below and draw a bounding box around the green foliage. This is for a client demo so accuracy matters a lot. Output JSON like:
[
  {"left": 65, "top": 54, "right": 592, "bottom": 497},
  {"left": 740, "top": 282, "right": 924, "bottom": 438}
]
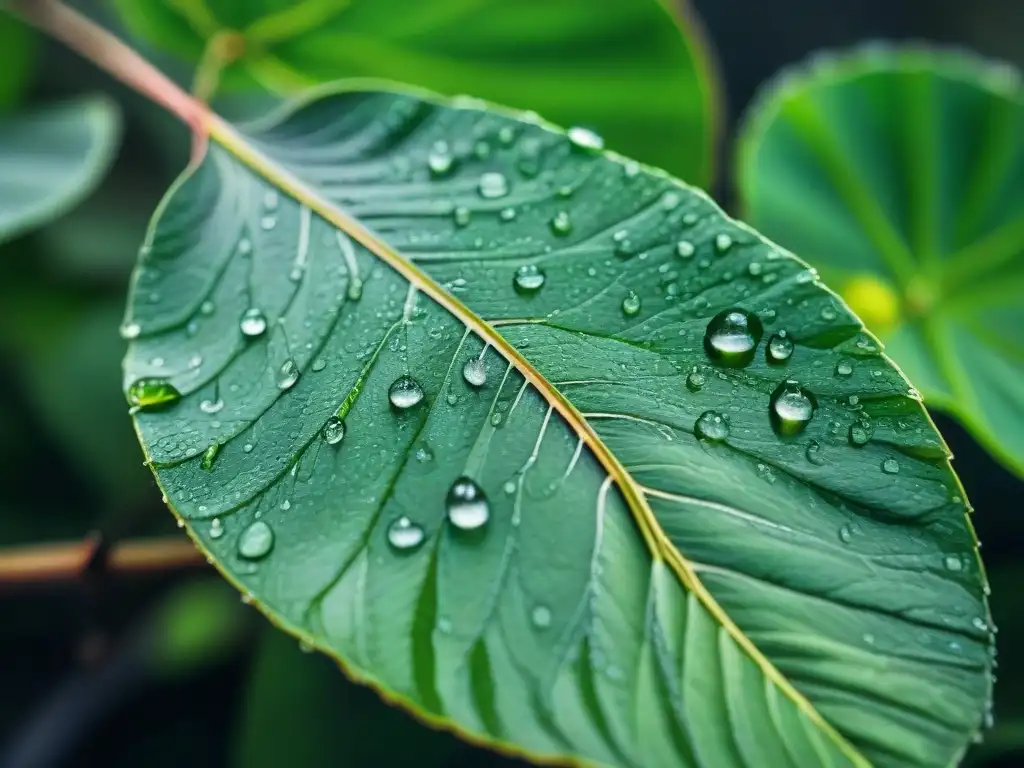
[
  {"left": 112, "top": 0, "right": 719, "bottom": 184},
  {"left": 0, "top": 14, "right": 37, "bottom": 111},
  {"left": 124, "top": 84, "right": 991, "bottom": 767},
  {"left": 0, "top": 96, "right": 121, "bottom": 245},
  {"left": 735, "top": 46, "right": 1024, "bottom": 476}
]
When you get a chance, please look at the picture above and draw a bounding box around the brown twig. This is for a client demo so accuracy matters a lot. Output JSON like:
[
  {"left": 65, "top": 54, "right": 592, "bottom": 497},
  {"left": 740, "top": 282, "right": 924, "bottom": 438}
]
[
  {"left": 8, "top": 0, "right": 210, "bottom": 158},
  {"left": 0, "top": 536, "right": 207, "bottom": 587}
]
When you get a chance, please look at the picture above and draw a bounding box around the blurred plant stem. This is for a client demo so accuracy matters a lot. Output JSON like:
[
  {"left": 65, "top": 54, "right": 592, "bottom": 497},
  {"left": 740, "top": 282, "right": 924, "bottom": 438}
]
[
  {"left": 8, "top": 0, "right": 207, "bottom": 155},
  {"left": 0, "top": 535, "right": 206, "bottom": 587}
]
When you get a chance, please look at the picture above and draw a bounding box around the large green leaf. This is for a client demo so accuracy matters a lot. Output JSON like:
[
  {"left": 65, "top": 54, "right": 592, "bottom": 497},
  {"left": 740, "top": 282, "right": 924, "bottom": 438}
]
[
  {"left": 0, "top": 96, "right": 120, "bottom": 244},
  {"left": 734, "top": 46, "right": 1024, "bottom": 476},
  {"left": 112, "top": 0, "right": 718, "bottom": 184},
  {"left": 124, "top": 85, "right": 992, "bottom": 767}
]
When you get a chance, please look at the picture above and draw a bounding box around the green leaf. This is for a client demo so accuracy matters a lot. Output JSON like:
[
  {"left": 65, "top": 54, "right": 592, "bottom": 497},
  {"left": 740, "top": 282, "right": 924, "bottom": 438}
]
[
  {"left": 112, "top": 0, "right": 719, "bottom": 184},
  {"left": 125, "top": 84, "right": 992, "bottom": 767},
  {"left": 234, "top": 626, "right": 466, "bottom": 768},
  {"left": 0, "top": 96, "right": 121, "bottom": 245},
  {"left": 734, "top": 46, "right": 1024, "bottom": 477},
  {"left": 0, "top": 14, "right": 38, "bottom": 111}
]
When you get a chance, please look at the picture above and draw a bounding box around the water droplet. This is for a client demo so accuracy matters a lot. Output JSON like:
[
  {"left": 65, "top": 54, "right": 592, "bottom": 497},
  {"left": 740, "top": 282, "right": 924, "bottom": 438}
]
[
  {"left": 415, "top": 444, "right": 433, "bottom": 463},
  {"left": 499, "top": 206, "right": 516, "bottom": 222},
  {"left": 263, "top": 190, "right": 279, "bottom": 210},
  {"left": 497, "top": 126, "right": 516, "bottom": 146},
  {"left": 200, "top": 443, "right": 220, "bottom": 471},
  {"left": 453, "top": 207, "right": 471, "bottom": 227},
  {"left": 209, "top": 518, "right": 224, "bottom": 540},
  {"left": 685, "top": 371, "right": 705, "bottom": 392},
  {"left": 277, "top": 359, "right": 299, "bottom": 390},
  {"left": 387, "top": 516, "right": 425, "bottom": 551},
  {"left": 944, "top": 554, "right": 964, "bottom": 572},
  {"left": 531, "top": 604, "right": 552, "bottom": 629},
  {"left": 848, "top": 422, "right": 873, "bottom": 446},
  {"left": 238, "top": 238, "right": 252, "bottom": 255},
  {"left": 238, "top": 520, "right": 274, "bottom": 560},
  {"left": 389, "top": 375, "right": 424, "bottom": 409},
  {"left": 513, "top": 264, "right": 546, "bottom": 294},
  {"left": 676, "top": 241, "right": 695, "bottom": 259},
  {"left": 200, "top": 398, "right": 224, "bottom": 414},
  {"left": 549, "top": 211, "right": 572, "bottom": 236},
  {"left": 821, "top": 305, "right": 838, "bottom": 321},
  {"left": 694, "top": 410, "right": 729, "bottom": 442},
  {"left": 127, "top": 378, "right": 180, "bottom": 410},
  {"left": 805, "top": 440, "right": 825, "bottom": 465},
  {"left": 835, "top": 360, "right": 853, "bottom": 377},
  {"left": 503, "top": 479, "right": 517, "bottom": 495},
  {"left": 567, "top": 126, "right": 603, "bottom": 151},
  {"left": 312, "top": 358, "right": 326, "bottom": 372},
  {"left": 260, "top": 215, "right": 276, "bottom": 230},
  {"left": 478, "top": 171, "right": 509, "bottom": 199},
  {"left": 838, "top": 524, "right": 854, "bottom": 543},
  {"left": 240, "top": 308, "right": 267, "bottom": 337},
  {"left": 120, "top": 322, "right": 141, "bottom": 340},
  {"left": 463, "top": 357, "right": 487, "bottom": 387},
  {"left": 322, "top": 416, "right": 345, "bottom": 445},
  {"left": 621, "top": 291, "right": 641, "bottom": 317},
  {"left": 766, "top": 331, "right": 794, "bottom": 364},
  {"left": 881, "top": 458, "right": 899, "bottom": 474},
  {"left": 446, "top": 476, "right": 489, "bottom": 531},
  {"left": 428, "top": 142, "right": 454, "bottom": 176},
  {"left": 769, "top": 380, "right": 816, "bottom": 437},
  {"left": 703, "top": 308, "right": 764, "bottom": 367},
  {"left": 715, "top": 233, "right": 733, "bottom": 253},
  {"left": 972, "top": 616, "right": 988, "bottom": 632},
  {"left": 660, "top": 190, "right": 681, "bottom": 210}
]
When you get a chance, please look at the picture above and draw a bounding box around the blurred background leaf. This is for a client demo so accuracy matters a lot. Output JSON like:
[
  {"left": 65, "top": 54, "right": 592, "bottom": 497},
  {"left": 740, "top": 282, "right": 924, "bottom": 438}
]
[
  {"left": 734, "top": 46, "right": 1024, "bottom": 477},
  {"left": 0, "top": 14, "right": 38, "bottom": 111},
  {"left": 112, "top": 0, "right": 721, "bottom": 186}
]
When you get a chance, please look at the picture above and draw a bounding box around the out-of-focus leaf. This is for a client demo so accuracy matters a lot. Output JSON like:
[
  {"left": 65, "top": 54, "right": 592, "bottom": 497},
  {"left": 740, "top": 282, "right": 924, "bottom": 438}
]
[
  {"left": 112, "top": 0, "right": 719, "bottom": 184},
  {"left": 0, "top": 96, "right": 121, "bottom": 245},
  {"left": 233, "top": 626, "right": 465, "bottom": 768},
  {"left": 0, "top": 14, "right": 37, "bottom": 111},
  {"left": 124, "top": 84, "right": 991, "bottom": 767},
  {"left": 735, "top": 46, "right": 1024, "bottom": 476}
]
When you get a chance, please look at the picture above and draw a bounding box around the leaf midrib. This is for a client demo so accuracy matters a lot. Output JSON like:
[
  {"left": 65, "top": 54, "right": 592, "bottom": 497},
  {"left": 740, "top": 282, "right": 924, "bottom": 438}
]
[{"left": 201, "top": 100, "right": 869, "bottom": 767}]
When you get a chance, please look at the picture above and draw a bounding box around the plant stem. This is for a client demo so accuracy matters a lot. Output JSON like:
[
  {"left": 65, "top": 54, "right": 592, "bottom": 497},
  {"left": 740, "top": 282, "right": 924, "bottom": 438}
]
[
  {"left": 8, "top": 0, "right": 209, "bottom": 156},
  {"left": 0, "top": 537, "right": 207, "bottom": 587}
]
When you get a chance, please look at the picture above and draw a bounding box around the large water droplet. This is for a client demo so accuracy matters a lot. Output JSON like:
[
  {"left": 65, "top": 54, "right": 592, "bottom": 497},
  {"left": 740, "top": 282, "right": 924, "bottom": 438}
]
[
  {"left": 513, "top": 264, "right": 546, "bottom": 295},
  {"left": 462, "top": 357, "right": 487, "bottom": 387},
  {"left": 549, "top": 211, "right": 572, "bottom": 236},
  {"left": 446, "top": 476, "right": 490, "bottom": 531},
  {"left": 694, "top": 410, "right": 729, "bottom": 441},
  {"left": 621, "top": 291, "right": 641, "bottom": 317},
  {"left": 120, "top": 322, "right": 141, "bottom": 340},
  {"left": 389, "top": 375, "right": 424, "bottom": 409},
  {"left": 127, "top": 378, "right": 181, "bottom": 410},
  {"left": 881, "top": 458, "right": 900, "bottom": 474},
  {"left": 478, "top": 172, "right": 509, "bottom": 199},
  {"left": 849, "top": 421, "right": 873, "bottom": 446},
  {"left": 531, "top": 604, "right": 552, "bottom": 629},
  {"left": 769, "top": 380, "right": 816, "bottom": 436},
  {"left": 238, "top": 520, "right": 274, "bottom": 560},
  {"left": 209, "top": 518, "right": 224, "bottom": 540},
  {"left": 388, "top": 516, "right": 425, "bottom": 551},
  {"left": 567, "top": 126, "right": 604, "bottom": 151},
  {"left": 322, "top": 416, "right": 345, "bottom": 445},
  {"left": 766, "top": 331, "right": 794, "bottom": 364},
  {"left": 835, "top": 360, "right": 854, "bottom": 378},
  {"left": 676, "top": 240, "right": 695, "bottom": 259},
  {"left": 240, "top": 307, "right": 267, "bottom": 337},
  {"left": 277, "top": 359, "right": 299, "bottom": 390},
  {"left": 703, "top": 308, "right": 763, "bottom": 367},
  {"left": 715, "top": 233, "right": 733, "bottom": 253}
]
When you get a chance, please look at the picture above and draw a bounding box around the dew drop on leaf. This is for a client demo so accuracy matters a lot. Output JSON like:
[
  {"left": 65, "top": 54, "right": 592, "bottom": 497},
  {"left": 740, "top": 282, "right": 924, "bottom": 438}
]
[
  {"left": 120, "top": 322, "right": 141, "bottom": 340},
  {"left": 714, "top": 233, "right": 733, "bottom": 253},
  {"left": 835, "top": 360, "right": 854, "bottom": 377},
  {"left": 694, "top": 410, "right": 729, "bottom": 441},
  {"left": 478, "top": 171, "right": 510, "bottom": 199},
  {"left": 238, "top": 520, "right": 274, "bottom": 560},
  {"left": 769, "top": 380, "right": 817, "bottom": 437},
  {"left": 685, "top": 371, "right": 705, "bottom": 392},
  {"left": 944, "top": 554, "right": 964, "bottom": 572},
  {"left": 549, "top": 211, "right": 572, "bottom": 236},
  {"left": 428, "top": 142, "right": 454, "bottom": 177},
  {"left": 806, "top": 439, "right": 825, "bottom": 465},
  {"left": 200, "top": 398, "right": 224, "bottom": 414},
  {"left": 567, "top": 126, "right": 603, "bottom": 151},
  {"left": 127, "top": 378, "right": 181, "bottom": 410},
  {"left": 389, "top": 375, "right": 424, "bottom": 409},
  {"left": 240, "top": 307, "right": 267, "bottom": 337},
  {"left": 209, "top": 518, "right": 224, "bottom": 540},
  {"left": 462, "top": 357, "right": 487, "bottom": 388},
  {"left": 322, "top": 416, "right": 345, "bottom": 445},
  {"left": 881, "top": 458, "right": 900, "bottom": 474},
  {"left": 387, "top": 516, "right": 425, "bottom": 552},
  {"left": 446, "top": 476, "right": 490, "bottom": 531},
  {"left": 849, "top": 422, "right": 873, "bottom": 446},
  {"left": 621, "top": 291, "right": 641, "bottom": 317},
  {"left": 703, "top": 308, "right": 763, "bottom": 367},
  {"left": 277, "top": 359, "right": 299, "bottom": 390},
  {"left": 676, "top": 240, "right": 695, "bottom": 259},
  {"left": 766, "top": 331, "right": 794, "bottom": 364},
  {"left": 531, "top": 604, "right": 552, "bottom": 629},
  {"left": 453, "top": 206, "right": 471, "bottom": 227},
  {"left": 513, "top": 264, "right": 546, "bottom": 295},
  {"left": 499, "top": 206, "right": 516, "bottom": 222}
]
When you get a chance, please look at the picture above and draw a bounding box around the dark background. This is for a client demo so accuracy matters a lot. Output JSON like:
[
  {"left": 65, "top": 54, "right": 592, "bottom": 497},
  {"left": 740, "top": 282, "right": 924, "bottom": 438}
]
[{"left": 0, "top": 0, "right": 1020, "bottom": 766}]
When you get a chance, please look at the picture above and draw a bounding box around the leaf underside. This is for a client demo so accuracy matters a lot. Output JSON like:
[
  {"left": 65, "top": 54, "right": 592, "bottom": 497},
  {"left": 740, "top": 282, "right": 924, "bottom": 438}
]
[
  {"left": 125, "top": 85, "right": 992, "bottom": 768},
  {"left": 736, "top": 45, "right": 1024, "bottom": 476}
]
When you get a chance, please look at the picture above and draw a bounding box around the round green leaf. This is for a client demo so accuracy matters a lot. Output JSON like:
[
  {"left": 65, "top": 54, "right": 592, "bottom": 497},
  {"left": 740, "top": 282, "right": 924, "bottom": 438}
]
[
  {"left": 125, "top": 84, "right": 991, "bottom": 767},
  {"left": 112, "top": 0, "right": 719, "bottom": 184},
  {"left": 735, "top": 46, "right": 1024, "bottom": 477},
  {"left": 0, "top": 96, "right": 121, "bottom": 245}
]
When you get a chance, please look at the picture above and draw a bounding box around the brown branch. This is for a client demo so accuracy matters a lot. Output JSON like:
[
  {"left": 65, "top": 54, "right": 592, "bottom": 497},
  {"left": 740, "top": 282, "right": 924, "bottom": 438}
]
[
  {"left": 8, "top": 0, "right": 210, "bottom": 158},
  {"left": 0, "top": 536, "right": 208, "bottom": 587}
]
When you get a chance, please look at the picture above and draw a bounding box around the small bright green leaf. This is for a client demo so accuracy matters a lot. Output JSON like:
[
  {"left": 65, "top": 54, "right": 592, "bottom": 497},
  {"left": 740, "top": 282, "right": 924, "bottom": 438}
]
[
  {"left": 125, "top": 85, "right": 992, "bottom": 767},
  {"left": 234, "top": 626, "right": 466, "bottom": 768},
  {"left": 113, "top": 0, "right": 718, "bottom": 184},
  {"left": 0, "top": 14, "right": 38, "bottom": 111},
  {"left": 735, "top": 46, "right": 1024, "bottom": 476},
  {"left": 0, "top": 96, "right": 121, "bottom": 244}
]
